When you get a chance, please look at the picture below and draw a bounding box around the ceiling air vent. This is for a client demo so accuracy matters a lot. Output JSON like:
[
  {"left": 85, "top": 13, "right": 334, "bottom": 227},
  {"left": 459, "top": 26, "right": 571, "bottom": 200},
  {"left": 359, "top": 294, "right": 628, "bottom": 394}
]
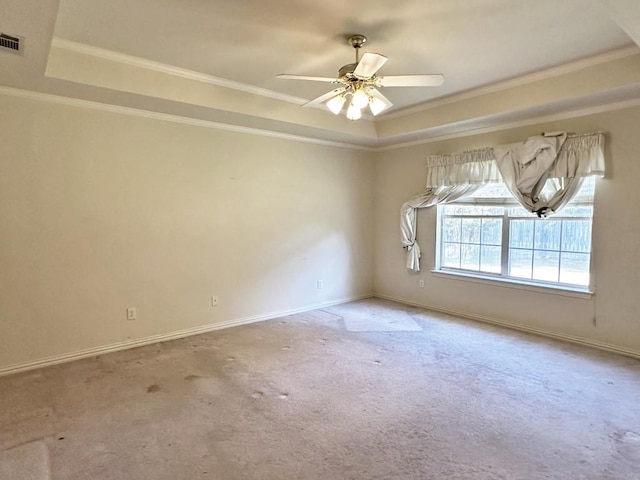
[{"left": 0, "top": 33, "right": 23, "bottom": 55}]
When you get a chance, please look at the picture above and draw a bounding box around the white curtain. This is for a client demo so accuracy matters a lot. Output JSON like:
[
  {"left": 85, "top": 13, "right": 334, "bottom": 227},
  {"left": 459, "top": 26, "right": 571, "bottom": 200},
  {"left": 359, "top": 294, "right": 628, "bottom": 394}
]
[
  {"left": 401, "top": 184, "right": 480, "bottom": 271},
  {"left": 401, "top": 132, "right": 605, "bottom": 271},
  {"left": 492, "top": 132, "right": 604, "bottom": 216},
  {"left": 425, "top": 147, "right": 501, "bottom": 187}
]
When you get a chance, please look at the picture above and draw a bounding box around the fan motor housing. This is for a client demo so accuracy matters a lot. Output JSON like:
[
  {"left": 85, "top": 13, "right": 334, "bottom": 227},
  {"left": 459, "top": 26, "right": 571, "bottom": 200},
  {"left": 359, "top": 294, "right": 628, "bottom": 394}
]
[{"left": 338, "top": 63, "right": 358, "bottom": 78}]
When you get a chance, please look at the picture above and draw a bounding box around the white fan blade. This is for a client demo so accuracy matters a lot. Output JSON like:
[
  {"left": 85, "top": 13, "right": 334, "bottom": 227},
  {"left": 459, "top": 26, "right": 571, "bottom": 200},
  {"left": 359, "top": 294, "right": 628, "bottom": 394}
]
[
  {"left": 277, "top": 74, "right": 338, "bottom": 83},
  {"left": 365, "top": 87, "right": 393, "bottom": 115},
  {"left": 377, "top": 74, "right": 445, "bottom": 87},
  {"left": 366, "top": 87, "right": 393, "bottom": 107},
  {"left": 303, "top": 87, "right": 347, "bottom": 107},
  {"left": 353, "top": 53, "right": 388, "bottom": 79}
]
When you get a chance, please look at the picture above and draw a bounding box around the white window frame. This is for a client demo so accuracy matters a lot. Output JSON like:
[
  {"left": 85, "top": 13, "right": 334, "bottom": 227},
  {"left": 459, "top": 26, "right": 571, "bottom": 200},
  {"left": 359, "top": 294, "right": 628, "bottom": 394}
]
[{"left": 434, "top": 184, "right": 595, "bottom": 297}]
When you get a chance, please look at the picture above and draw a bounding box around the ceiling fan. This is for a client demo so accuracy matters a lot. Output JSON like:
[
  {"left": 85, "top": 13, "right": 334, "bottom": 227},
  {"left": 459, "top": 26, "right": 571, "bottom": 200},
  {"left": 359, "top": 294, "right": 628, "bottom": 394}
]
[{"left": 277, "top": 34, "right": 444, "bottom": 120}]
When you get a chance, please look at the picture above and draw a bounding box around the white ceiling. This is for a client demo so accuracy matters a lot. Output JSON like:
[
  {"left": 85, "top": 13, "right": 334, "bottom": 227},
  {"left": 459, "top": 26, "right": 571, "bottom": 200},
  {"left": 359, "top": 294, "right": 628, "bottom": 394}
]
[
  {"left": 53, "top": 0, "right": 632, "bottom": 111},
  {"left": 1, "top": 0, "right": 639, "bottom": 147}
]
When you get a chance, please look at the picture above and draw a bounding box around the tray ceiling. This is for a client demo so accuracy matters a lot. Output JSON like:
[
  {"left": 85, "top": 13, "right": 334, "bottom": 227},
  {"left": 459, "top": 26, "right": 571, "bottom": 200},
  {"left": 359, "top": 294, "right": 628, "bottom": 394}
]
[{"left": 0, "top": 0, "right": 639, "bottom": 147}]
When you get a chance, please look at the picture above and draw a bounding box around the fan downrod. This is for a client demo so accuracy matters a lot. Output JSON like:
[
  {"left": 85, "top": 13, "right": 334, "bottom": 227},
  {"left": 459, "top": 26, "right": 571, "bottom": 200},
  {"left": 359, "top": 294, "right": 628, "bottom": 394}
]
[{"left": 347, "top": 34, "right": 367, "bottom": 64}]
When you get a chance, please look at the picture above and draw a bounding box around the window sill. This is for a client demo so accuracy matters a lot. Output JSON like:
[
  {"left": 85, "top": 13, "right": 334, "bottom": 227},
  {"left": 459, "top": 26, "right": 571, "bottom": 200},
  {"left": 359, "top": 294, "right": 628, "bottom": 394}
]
[{"left": 430, "top": 269, "right": 594, "bottom": 299}]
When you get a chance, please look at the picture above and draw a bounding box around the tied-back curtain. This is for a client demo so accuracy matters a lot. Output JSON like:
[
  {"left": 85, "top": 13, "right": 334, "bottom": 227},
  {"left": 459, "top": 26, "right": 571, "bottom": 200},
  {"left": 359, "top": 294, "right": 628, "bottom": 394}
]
[
  {"left": 401, "top": 185, "right": 481, "bottom": 271},
  {"left": 401, "top": 132, "right": 605, "bottom": 272}
]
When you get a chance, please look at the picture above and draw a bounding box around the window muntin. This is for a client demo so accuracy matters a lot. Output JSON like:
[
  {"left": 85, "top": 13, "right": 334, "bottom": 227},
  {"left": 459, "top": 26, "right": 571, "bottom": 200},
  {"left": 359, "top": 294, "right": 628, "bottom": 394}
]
[{"left": 437, "top": 178, "right": 595, "bottom": 289}]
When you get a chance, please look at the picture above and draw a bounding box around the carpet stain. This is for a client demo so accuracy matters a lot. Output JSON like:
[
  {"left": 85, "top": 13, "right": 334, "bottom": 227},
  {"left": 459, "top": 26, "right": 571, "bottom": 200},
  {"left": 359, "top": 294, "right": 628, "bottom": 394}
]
[
  {"left": 617, "top": 431, "right": 640, "bottom": 460},
  {"left": 5, "top": 299, "right": 640, "bottom": 479}
]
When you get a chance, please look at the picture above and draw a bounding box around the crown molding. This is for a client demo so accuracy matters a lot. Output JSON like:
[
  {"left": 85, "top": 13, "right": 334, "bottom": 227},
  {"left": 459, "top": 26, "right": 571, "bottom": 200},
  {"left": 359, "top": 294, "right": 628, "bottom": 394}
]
[
  {"left": 2, "top": 87, "right": 639, "bottom": 152},
  {"left": 48, "top": 39, "right": 640, "bottom": 141},
  {"left": 51, "top": 37, "right": 309, "bottom": 106},
  {"left": 0, "top": 86, "right": 373, "bottom": 151},
  {"left": 3, "top": 85, "right": 639, "bottom": 152},
  {"left": 376, "top": 97, "right": 640, "bottom": 151},
  {"left": 381, "top": 44, "right": 640, "bottom": 120}
]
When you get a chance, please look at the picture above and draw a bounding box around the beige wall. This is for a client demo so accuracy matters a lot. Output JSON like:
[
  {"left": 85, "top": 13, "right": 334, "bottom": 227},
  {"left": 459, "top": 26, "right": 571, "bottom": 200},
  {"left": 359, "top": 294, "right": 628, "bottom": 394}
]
[
  {"left": 0, "top": 94, "right": 374, "bottom": 369},
  {"left": 374, "top": 106, "right": 640, "bottom": 354},
  {"left": 2, "top": 91, "right": 639, "bottom": 372}
]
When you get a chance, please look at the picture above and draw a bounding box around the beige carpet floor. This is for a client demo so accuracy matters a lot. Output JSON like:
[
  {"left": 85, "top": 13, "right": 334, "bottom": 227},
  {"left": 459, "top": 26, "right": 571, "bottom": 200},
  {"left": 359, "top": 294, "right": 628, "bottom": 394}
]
[{"left": 1, "top": 298, "right": 640, "bottom": 479}]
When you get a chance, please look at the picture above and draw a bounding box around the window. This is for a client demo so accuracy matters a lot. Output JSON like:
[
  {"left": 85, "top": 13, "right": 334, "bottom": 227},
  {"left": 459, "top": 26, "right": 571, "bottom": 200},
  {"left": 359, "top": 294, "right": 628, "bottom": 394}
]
[{"left": 436, "top": 177, "right": 595, "bottom": 290}]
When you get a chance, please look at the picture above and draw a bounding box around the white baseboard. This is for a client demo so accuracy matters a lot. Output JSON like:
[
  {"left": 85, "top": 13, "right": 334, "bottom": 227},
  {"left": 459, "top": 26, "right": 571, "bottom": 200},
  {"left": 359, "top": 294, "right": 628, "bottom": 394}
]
[
  {"left": 0, "top": 293, "right": 373, "bottom": 377},
  {"left": 375, "top": 294, "right": 640, "bottom": 360}
]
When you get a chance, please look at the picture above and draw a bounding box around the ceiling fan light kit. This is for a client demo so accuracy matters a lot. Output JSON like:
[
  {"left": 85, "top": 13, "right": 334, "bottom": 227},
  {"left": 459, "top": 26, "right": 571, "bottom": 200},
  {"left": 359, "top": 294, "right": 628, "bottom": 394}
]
[
  {"left": 277, "top": 34, "right": 445, "bottom": 120},
  {"left": 346, "top": 102, "right": 362, "bottom": 120},
  {"left": 326, "top": 94, "right": 347, "bottom": 114}
]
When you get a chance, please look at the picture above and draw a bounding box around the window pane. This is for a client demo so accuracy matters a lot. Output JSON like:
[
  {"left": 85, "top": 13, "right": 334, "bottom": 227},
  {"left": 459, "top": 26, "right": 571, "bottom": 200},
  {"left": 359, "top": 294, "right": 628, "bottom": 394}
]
[
  {"left": 509, "top": 220, "right": 533, "bottom": 249},
  {"left": 442, "top": 242, "right": 460, "bottom": 268},
  {"left": 442, "top": 217, "right": 461, "bottom": 242},
  {"left": 438, "top": 178, "right": 595, "bottom": 289},
  {"left": 533, "top": 251, "right": 560, "bottom": 282},
  {"left": 481, "top": 206, "right": 504, "bottom": 216},
  {"left": 443, "top": 205, "right": 485, "bottom": 215},
  {"left": 576, "top": 176, "right": 596, "bottom": 198},
  {"left": 461, "top": 218, "right": 481, "bottom": 243},
  {"left": 461, "top": 244, "right": 480, "bottom": 270},
  {"left": 481, "top": 218, "right": 502, "bottom": 245},
  {"left": 509, "top": 249, "right": 532, "bottom": 279},
  {"left": 508, "top": 206, "right": 531, "bottom": 217},
  {"left": 459, "top": 206, "right": 485, "bottom": 216},
  {"left": 480, "top": 246, "right": 501, "bottom": 273},
  {"left": 471, "top": 183, "right": 513, "bottom": 198},
  {"left": 560, "top": 252, "right": 590, "bottom": 285},
  {"left": 441, "top": 205, "right": 460, "bottom": 215},
  {"left": 561, "top": 205, "right": 593, "bottom": 218},
  {"left": 534, "top": 220, "right": 561, "bottom": 251},
  {"left": 561, "top": 220, "right": 592, "bottom": 253}
]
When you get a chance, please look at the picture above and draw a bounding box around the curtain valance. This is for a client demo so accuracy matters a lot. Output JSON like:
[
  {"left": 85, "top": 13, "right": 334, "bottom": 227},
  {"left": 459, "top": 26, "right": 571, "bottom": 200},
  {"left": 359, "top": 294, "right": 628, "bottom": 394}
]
[
  {"left": 401, "top": 132, "right": 605, "bottom": 272},
  {"left": 425, "top": 132, "right": 604, "bottom": 188},
  {"left": 426, "top": 148, "right": 499, "bottom": 187}
]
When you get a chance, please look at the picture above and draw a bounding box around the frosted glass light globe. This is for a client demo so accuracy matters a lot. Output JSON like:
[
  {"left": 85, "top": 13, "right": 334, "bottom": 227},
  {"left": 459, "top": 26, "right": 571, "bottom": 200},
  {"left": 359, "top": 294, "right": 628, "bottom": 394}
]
[
  {"left": 326, "top": 95, "right": 346, "bottom": 114},
  {"left": 346, "top": 103, "right": 362, "bottom": 120},
  {"left": 351, "top": 89, "right": 369, "bottom": 109}
]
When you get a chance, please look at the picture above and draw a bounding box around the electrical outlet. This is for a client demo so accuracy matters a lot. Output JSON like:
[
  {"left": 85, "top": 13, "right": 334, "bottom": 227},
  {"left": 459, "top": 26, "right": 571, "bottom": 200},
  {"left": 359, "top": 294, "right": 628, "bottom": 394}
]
[
  {"left": 317, "top": 280, "right": 323, "bottom": 289},
  {"left": 127, "top": 307, "right": 136, "bottom": 320},
  {"left": 211, "top": 296, "right": 218, "bottom": 307},
  {"left": 419, "top": 279, "right": 425, "bottom": 288}
]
